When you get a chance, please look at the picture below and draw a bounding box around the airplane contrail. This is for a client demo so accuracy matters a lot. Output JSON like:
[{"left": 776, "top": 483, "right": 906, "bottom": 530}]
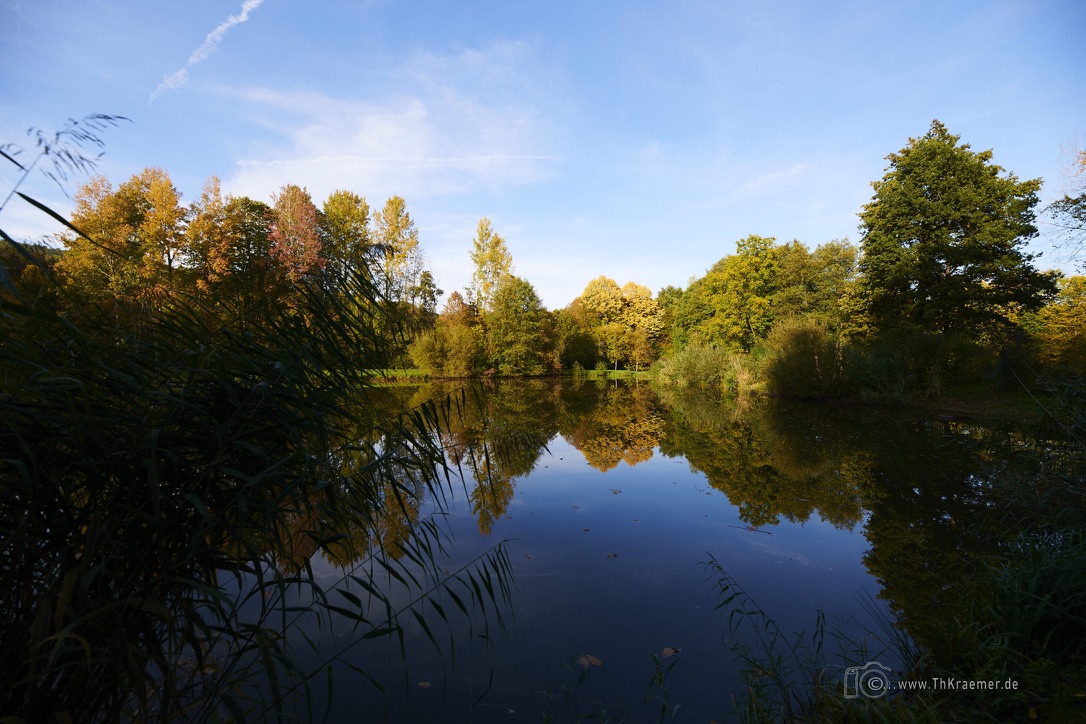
[{"left": 151, "top": 0, "right": 266, "bottom": 103}]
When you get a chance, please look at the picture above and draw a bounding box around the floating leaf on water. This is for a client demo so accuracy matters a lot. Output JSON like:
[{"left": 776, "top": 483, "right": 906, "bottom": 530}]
[
  {"left": 661, "top": 646, "right": 681, "bottom": 658},
  {"left": 577, "top": 654, "right": 603, "bottom": 669},
  {"left": 606, "top": 553, "right": 618, "bottom": 559}
]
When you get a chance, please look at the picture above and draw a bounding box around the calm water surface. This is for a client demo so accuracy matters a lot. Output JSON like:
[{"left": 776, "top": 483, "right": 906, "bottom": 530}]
[{"left": 281, "top": 378, "right": 1033, "bottom": 721}]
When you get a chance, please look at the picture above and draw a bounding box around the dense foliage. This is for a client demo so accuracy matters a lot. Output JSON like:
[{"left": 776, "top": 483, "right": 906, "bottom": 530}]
[{"left": 857, "top": 120, "right": 1058, "bottom": 337}]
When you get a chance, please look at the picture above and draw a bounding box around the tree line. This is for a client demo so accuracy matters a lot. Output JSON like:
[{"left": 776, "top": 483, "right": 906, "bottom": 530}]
[
  {"left": 4, "top": 119, "right": 1084, "bottom": 395},
  {"left": 413, "top": 120, "right": 1085, "bottom": 397}
]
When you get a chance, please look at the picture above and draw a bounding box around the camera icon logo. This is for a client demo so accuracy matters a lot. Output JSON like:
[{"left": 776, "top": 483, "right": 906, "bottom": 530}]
[{"left": 842, "top": 660, "right": 892, "bottom": 699}]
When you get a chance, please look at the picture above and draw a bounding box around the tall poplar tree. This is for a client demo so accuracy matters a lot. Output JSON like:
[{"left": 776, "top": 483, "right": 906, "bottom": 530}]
[
  {"left": 374, "top": 195, "right": 420, "bottom": 302},
  {"left": 468, "top": 217, "right": 513, "bottom": 314}
]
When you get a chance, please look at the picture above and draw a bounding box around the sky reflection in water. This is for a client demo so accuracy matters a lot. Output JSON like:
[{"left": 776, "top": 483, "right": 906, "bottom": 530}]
[{"left": 300, "top": 382, "right": 911, "bottom": 722}]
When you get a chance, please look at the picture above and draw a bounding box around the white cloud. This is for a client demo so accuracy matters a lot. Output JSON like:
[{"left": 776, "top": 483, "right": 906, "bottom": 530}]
[
  {"left": 220, "top": 42, "right": 561, "bottom": 205},
  {"left": 150, "top": 0, "right": 265, "bottom": 102}
]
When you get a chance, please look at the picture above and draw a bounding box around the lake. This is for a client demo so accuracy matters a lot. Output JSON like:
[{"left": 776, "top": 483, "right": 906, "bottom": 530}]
[{"left": 265, "top": 377, "right": 1048, "bottom": 722}]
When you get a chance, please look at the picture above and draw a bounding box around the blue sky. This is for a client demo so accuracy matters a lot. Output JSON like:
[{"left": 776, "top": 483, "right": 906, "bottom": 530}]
[{"left": 2, "top": 0, "right": 1084, "bottom": 308}]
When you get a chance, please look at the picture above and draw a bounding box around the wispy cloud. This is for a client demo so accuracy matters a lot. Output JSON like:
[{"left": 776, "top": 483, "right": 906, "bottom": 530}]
[
  {"left": 735, "top": 162, "right": 809, "bottom": 195},
  {"left": 150, "top": 0, "right": 265, "bottom": 103},
  {"left": 149, "top": 68, "right": 189, "bottom": 102},
  {"left": 220, "top": 41, "right": 563, "bottom": 204}
]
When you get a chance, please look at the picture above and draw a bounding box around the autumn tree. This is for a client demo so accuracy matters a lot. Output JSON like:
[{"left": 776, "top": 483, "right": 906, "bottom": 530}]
[
  {"left": 320, "top": 189, "right": 372, "bottom": 286},
  {"left": 185, "top": 175, "right": 231, "bottom": 294},
  {"left": 269, "top": 184, "right": 323, "bottom": 286},
  {"left": 621, "top": 282, "right": 662, "bottom": 371},
  {"left": 568, "top": 276, "right": 663, "bottom": 370},
  {"left": 373, "top": 195, "right": 421, "bottom": 302},
  {"left": 408, "top": 290, "right": 483, "bottom": 377},
  {"left": 58, "top": 168, "right": 187, "bottom": 317},
  {"left": 219, "top": 196, "right": 278, "bottom": 321},
  {"left": 858, "top": 120, "right": 1059, "bottom": 336},
  {"left": 577, "top": 276, "right": 626, "bottom": 367},
  {"left": 1026, "top": 275, "right": 1086, "bottom": 373},
  {"left": 467, "top": 217, "right": 513, "bottom": 313},
  {"left": 135, "top": 167, "right": 187, "bottom": 294}
]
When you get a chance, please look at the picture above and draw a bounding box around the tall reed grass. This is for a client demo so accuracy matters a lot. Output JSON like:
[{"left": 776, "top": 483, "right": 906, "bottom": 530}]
[{"left": 0, "top": 126, "right": 514, "bottom": 720}]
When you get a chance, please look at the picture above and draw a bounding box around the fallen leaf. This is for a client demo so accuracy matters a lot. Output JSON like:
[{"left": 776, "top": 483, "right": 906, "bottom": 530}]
[
  {"left": 661, "top": 646, "right": 681, "bottom": 658},
  {"left": 606, "top": 553, "right": 618, "bottom": 559},
  {"left": 577, "top": 654, "right": 603, "bottom": 669}
]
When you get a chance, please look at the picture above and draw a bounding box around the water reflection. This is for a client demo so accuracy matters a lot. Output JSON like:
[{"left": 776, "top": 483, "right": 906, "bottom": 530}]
[{"left": 304, "top": 379, "right": 1070, "bottom": 719}]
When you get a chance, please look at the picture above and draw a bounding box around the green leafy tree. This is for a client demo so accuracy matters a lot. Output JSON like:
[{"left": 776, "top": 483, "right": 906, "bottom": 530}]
[
  {"left": 485, "top": 275, "right": 553, "bottom": 375},
  {"left": 467, "top": 217, "right": 513, "bottom": 313},
  {"left": 411, "top": 269, "right": 442, "bottom": 326},
  {"left": 555, "top": 303, "right": 598, "bottom": 369},
  {"left": 772, "top": 239, "right": 859, "bottom": 326},
  {"left": 655, "top": 284, "right": 684, "bottom": 353},
  {"left": 858, "top": 120, "right": 1059, "bottom": 336},
  {"left": 675, "top": 235, "right": 779, "bottom": 351},
  {"left": 408, "top": 290, "right": 483, "bottom": 377}
]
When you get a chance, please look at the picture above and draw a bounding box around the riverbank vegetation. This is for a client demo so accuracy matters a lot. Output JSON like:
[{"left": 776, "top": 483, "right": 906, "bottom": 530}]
[
  {"left": 6, "top": 119, "right": 1083, "bottom": 409},
  {"left": 0, "top": 118, "right": 514, "bottom": 721}
]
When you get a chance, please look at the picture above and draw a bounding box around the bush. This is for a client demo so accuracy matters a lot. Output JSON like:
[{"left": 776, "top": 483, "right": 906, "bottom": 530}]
[
  {"left": 760, "top": 316, "right": 846, "bottom": 398},
  {"left": 844, "top": 330, "right": 998, "bottom": 403},
  {"left": 657, "top": 343, "right": 754, "bottom": 395}
]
